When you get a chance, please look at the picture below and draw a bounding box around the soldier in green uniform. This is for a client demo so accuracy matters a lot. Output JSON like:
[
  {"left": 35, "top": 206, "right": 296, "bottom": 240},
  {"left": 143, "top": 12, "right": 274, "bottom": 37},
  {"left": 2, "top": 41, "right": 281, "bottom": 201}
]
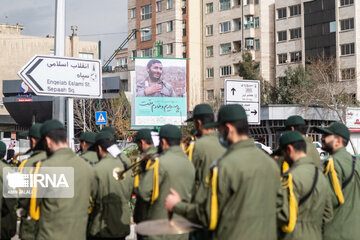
[
  {"left": 165, "top": 104, "right": 280, "bottom": 240},
  {"left": 135, "top": 124, "right": 195, "bottom": 240},
  {"left": 0, "top": 141, "right": 17, "bottom": 240},
  {"left": 185, "top": 103, "right": 226, "bottom": 240},
  {"left": 133, "top": 129, "right": 157, "bottom": 227},
  {"left": 276, "top": 131, "right": 333, "bottom": 240},
  {"left": 29, "top": 120, "right": 95, "bottom": 240},
  {"left": 278, "top": 115, "right": 321, "bottom": 173},
  {"left": 79, "top": 131, "right": 98, "bottom": 165},
  {"left": 88, "top": 131, "right": 133, "bottom": 240},
  {"left": 18, "top": 123, "right": 47, "bottom": 240},
  {"left": 314, "top": 122, "right": 360, "bottom": 240}
]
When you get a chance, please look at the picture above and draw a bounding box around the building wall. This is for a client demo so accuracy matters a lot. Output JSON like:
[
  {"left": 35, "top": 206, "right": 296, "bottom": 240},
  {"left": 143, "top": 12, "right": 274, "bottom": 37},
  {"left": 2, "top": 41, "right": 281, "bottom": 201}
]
[{"left": 0, "top": 24, "right": 99, "bottom": 116}]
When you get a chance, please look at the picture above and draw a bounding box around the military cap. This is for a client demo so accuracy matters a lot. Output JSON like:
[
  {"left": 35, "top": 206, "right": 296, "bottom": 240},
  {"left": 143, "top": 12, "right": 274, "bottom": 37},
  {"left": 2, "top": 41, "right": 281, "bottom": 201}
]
[
  {"left": 29, "top": 123, "right": 43, "bottom": 139},
  {"left": 95, "top": 131, "right": 115, "bottom": 142},
  {"left": 285, "top": 115, "right": 306, "bottom": 127},
  {"left": 186, "top": 104, "right": 214, "bottom": 122},
  {"left": 314, "top": 122, "right": 350, "bottom": 141},
  {"left": 135, "top": 129, "right": 152, "bottom": 141},
  {"left": 101, "top": 127, "right": 115, "bottom": 135},
  {"left": 79, "top": 132, "right": 96, "bottom": 144},
  {"left": 0, "top": 141, "right": 6, "bottom": 153},
  {"left": 40, "top": 120, "right": 65, "bottom": 137},
  {"left": 159, "top": 124, "right": 181, "bottom": 139},
  {"left": 206, "top": 104, "right": 247, "bottom": 128},
  {"left": 279, "top": 131, "right": 304, "bottom": 149}
]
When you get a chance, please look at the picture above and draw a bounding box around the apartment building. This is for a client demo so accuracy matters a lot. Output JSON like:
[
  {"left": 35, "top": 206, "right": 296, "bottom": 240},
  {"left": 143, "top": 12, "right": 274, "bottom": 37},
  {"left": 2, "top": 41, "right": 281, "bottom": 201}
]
[
  {"left": 203, "top": 0, "right": 275, "bottom": 102},
  {"left": 127, "top": 0, "right": 202, "bottom": 109},
  {"left": 275, "top": 0, "right": 359, "bottom": 98}
]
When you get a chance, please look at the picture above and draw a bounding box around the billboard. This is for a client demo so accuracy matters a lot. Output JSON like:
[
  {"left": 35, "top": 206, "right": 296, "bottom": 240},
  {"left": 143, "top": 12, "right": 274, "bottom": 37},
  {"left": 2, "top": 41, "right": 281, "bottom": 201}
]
[{"left": 132, "top": 58, "right": 187, "bottom": 127}]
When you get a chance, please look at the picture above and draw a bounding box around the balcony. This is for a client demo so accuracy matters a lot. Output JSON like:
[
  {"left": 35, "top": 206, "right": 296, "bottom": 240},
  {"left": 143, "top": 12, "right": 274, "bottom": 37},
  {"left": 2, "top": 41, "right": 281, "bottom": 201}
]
[{"left": 243, "top": 3, "right": 254, "bottom": 15}]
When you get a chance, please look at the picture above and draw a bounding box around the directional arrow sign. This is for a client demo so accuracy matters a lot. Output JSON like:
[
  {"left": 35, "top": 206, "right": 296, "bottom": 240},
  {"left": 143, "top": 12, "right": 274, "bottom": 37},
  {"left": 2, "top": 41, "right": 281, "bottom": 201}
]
[{"left": 18, "top": 55, "right": 102, "bottom": 98}]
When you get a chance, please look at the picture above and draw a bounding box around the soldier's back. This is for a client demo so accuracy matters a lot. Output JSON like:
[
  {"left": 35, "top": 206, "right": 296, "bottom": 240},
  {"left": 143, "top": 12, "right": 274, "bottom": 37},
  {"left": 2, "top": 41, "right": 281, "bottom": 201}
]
[{"left": 80, "top": 150, "right": 99, "bottom": 165}]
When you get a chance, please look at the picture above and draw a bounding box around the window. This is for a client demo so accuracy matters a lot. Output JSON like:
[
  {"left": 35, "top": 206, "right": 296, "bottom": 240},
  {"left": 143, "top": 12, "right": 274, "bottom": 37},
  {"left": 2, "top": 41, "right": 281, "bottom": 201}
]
[
  {"left": 156, "top": 1, "right": 162, "bottom": 12},
  {"left": 220, "top": 0, "right": 231, "bottom": 10},
  {"left": 340, "top": 0, "right": 353, "bottom": 6},
  {"left": 132, "top": 50, "right": 137, "bottom": 58},
  {"left": 277, "top": 8, "right": 286, "bottom": 19},
  {"left": 206, "top": 68, "right": 214, "bottom": 78},
  {"left": 142, "top": 48, "right": 153, "bottom": 57},
  {"left": 220, "top": 88, "right": 224, "bottom": 99},
  {"left": 117, "top": 57, "right": 127, "bottom": 67},
  {"left": 131, "top": 8, "right": 136, "bottom": 18},
  {"left": 220, "top": 65, "right": 232, "bottom": 76},
  {"left": 141, "top": 5, "right": 152, "bottom": 20},
  {"left": 290, "top": 28, "right": 301, "bottom": 40},
  {"left": 233, "top": 18, "right": 241, "bottom": 31},
  {"left": 167, "top": 43, "right": 173, "bottom": 55},
  {"left": 167, "top": 0, "right": 173, "bottom": 9},
  {"left": 141, "top": 27, "right": 152, "bottom": 41},
  {"left": 220, "top": 43, "right": 231, "bottom": 54},
  {"left": 206, "top": 46, "right": 214, "bottom": 57},
  {"left": 255, "top": 39, "right": 260, "bottom": 50},
  {"left": 245, "top": 38, "right": 254, "bottom": 49},
  {"left": 244, "top": 15, "right": 254, "bottom": 29},
  {"left": 131, "top": 29, "right": 137, "bottom": 40},
  {"left": 340, "top": 18, "right": 354, "bottom": 31},
  {"left": 156, "top": 24, "right": 162, "bottom": 34},
  {"left": 278, "top": 31, "right": 287, "bottom": 42},
  {"left": 220, "top": 21, "right": 231, "bottom": 33},
  {"left": 290, "top": 51, "right": 302, "bottom": 62},
  {"left": 289, "top": 5, "right": 301, "bottom": 17},
  {"left": 341, "top": 68, "right": 356, "bottom": 80},
  {"left": 206, "top": 25, "right": 213, "bottom": 36},
  {"left": 207, "top": 90, "right": 214, "bottom": 100},
  {"left": 278, "top": 53, "right": 287, "bottom": 64},
  {"left": 167, "top": 21, "right": 173, "bottom": 32},
  {"left": 79, "top": 53, "right": 94, "bottom": 59},
  {"left": 234, "top": 0, "right": 241, "bottom": 6},
  {"left": 182, "top": 20, "right": 186, "bottom": 36},
  {"left": 206, "top": 3, "right": 213, "bottom": 13},
  {"left": 254, "top": 17, "right": 260, "bottom": 28},
  {"left": 255, "top": 0, "right": 259, "bottom": 3},
  {"left": 341, "top": 43, "right": 355, "bottom": 55}
]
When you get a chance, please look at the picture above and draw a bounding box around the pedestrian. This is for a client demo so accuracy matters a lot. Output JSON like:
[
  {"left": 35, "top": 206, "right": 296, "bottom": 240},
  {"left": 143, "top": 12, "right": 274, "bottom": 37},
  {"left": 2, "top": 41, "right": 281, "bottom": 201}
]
[
  {"left": 314, "top": 122, "right": 360, "bottom": 239},
  {"left": 88, "top": 131, "right": 133, "bottom": 240},
  {"left": 165, "top": 104, "right": 280, "bottom": 240},
  {"left": 79, "top": 131, "right": 98, "bottom": 165},
  {"left": 135, "top": 124, "right": 195, "bottom": 240},
  {"left": 276, "top": 131, "right": 333, "bottom": 240},
  {"left": 29, "top": 119, "right": 95, "bottom": 240}
]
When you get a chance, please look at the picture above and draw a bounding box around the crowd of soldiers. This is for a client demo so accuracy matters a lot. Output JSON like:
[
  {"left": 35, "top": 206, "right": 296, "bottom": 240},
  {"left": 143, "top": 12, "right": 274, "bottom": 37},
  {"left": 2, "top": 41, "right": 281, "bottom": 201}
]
[{"left": 0, "top": 102, "right": 358, "bottom": 240}]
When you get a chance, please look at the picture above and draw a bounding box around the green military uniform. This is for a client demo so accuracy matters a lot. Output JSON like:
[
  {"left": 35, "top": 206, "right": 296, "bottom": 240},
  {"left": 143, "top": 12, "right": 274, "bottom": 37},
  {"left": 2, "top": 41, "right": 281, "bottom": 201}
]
[
  {"left": 80, "top": 150, "right": 98, "bottom": 165},
  {"left": 88, "top": 132, "right": 133, "bottom": 239},
  {"left": 173, "top": 105, "right": 280, "bottom": 240},
  {"left": 304, "top": 136, "right": 321, "bottom": 168},
  {"left": 31, "top": 120, "right": 95, "bottom": 240},
  {"left": 135, "top": 125, "right": 195, "bottom": 240},
  {"left": 315, "top": 122, "right": 360, "bottom": 239},
  {"left": 79, "top": 131, "right": 99, "bottom": 165},
  {"left": 133, "top": 145, "right": 157, "bottom": 224},
  {"left": 276, "top": 131, "right": 333, "bottom": 240}
]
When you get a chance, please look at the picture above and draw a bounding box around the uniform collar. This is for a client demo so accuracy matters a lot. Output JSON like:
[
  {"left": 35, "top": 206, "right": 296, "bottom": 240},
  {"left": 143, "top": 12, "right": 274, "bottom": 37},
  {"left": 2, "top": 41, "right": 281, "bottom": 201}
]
[
  {"left": 52, "top": 147, "right": 74, "bottom": 157},
  {"left": 228, "top": 138, "right": 254, "bottom": 151},
  {"left": 201, "top": 131, "right": 218, "bottom": 138},
  {"left": 144, "top": 145, "right": 157, "bottom": 154},
  {"left": 162, "top": 145, "right": 183, "bottom": 155},
  {"left": 333, "top": 147, "right": 347, "bottom": 155},
  {"left": 291, "top": 156, "right": 314, "bottom": 169}
]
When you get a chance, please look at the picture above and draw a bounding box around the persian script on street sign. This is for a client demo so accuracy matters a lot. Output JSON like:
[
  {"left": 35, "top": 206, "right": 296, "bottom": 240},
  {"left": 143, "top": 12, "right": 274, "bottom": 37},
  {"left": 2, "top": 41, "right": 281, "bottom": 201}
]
[
  {"left": 18, "top": 55, "right": 102, "bottom": 98},
  {"left": 225, "top": 79, "right": 260, "bottom": 125}
]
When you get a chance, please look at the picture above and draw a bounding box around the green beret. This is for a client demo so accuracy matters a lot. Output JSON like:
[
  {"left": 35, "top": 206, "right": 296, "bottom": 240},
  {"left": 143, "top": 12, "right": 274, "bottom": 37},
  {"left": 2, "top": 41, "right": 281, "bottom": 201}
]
[
  {"left": 279, "top": 131, "right": 304, "bottom": 149},
  {"left": 315, "top": 122, "right": 350, "bottom": 141},
  {"left": 101, "top": 127, "right": 115, "bottom": 135},
  {"left": 79, "top": 132, "right": 96, "bottom": 144},
  {"left": 95, "top": 131, "right": 115, "bottom": 142},
  {"left": 0, "top": 141, "right": 6, "bottom": 153},
  {"left": 159, "top": 124, "right": 181, "bottom": 139},
  {"left": 29, "top": 123, "right": 43, "bottom": 139},
  {"left": 186, "top": 104, "right": 214, "bottom": 122},
  {"left": 285, "top": 115, "right": 306, "bottom": 127},
  {"left": 135, "top": 129, "right": 152, "bottom": 141},
  {"left": 40, "top": 120, "right": 65, "bottom": 137},
  {"left": 207, "top": 104, "right": 247, "bottom": 128}
]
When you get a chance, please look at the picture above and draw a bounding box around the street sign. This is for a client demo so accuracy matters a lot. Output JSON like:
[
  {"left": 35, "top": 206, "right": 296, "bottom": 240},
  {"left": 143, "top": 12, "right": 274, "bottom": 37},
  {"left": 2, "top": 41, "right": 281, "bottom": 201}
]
[
  {"left": 18, "top": 55, "right": 102, "bottom": 98},
  {"left": 225, "top": 79, "right": 260, "bottom": 125},
  {"left": 96, "top": 111, "right": 107, "bottom": 125}
]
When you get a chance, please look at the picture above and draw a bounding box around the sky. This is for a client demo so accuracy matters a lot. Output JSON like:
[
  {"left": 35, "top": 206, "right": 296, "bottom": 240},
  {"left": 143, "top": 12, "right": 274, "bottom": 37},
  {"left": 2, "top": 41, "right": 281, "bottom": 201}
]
[{"left": 0, "top": 0, "right": 129, "bottom": 65}]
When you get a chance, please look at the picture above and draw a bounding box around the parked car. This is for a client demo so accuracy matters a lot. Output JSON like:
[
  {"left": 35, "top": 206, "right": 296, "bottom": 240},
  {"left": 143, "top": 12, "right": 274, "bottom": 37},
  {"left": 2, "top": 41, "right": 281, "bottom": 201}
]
[
  {"left": 313, "top": 141, "right": 327, "bottom": 157},
  {"left": 255, "top": 141, "right": 273, "bottom": 155}
]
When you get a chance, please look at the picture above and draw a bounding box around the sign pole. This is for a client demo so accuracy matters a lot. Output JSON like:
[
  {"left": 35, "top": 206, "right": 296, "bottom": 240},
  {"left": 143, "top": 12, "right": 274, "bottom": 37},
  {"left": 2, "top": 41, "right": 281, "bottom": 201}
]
[
  {"left": 67, "top": 98, "right": 74, "bottom": 149},
  {"left": 53, "top": 0, "right": 66, "bottom": 124}
]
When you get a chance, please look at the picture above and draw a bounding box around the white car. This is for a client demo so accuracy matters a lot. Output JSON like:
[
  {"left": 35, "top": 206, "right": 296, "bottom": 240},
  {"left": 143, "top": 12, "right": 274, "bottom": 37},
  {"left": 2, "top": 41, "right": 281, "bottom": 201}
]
[
  {"left": 255, "top": 141, "right": 273, "bottom": 155},
  {"left": 313, "top": 141, "right": 327, "bottom": 157}
]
